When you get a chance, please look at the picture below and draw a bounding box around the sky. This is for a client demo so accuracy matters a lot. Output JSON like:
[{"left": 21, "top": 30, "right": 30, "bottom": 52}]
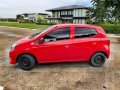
[{"left": 0, "top": 0, "right": 92, "bottom": 18}]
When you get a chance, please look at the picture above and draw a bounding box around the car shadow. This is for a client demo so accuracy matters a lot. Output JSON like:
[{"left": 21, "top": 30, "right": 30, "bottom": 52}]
[
  {"left": 9, "top": 61, "right": 91, "bottom": 72},
  {"left": 35, "top": 62, "right": 91, "bottom": 69}
]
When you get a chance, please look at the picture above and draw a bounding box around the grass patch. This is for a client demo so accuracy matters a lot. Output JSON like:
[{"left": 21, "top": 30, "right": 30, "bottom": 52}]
[
  {"left": 0, "top": 22, "right": 51, "bottom": 30},
  {"left": 0, "top": 22, "right": 120, "bottom": 34}
]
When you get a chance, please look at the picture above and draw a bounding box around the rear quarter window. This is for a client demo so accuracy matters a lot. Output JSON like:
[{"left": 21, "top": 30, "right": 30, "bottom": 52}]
[{"left": 74, "top": 27, "right": 98, "bottom": 38}]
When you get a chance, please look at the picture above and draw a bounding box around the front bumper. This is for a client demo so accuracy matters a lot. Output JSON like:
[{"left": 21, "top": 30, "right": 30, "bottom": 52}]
[{"left": 9, "top": 50, "right": 17, "bottom": 64}]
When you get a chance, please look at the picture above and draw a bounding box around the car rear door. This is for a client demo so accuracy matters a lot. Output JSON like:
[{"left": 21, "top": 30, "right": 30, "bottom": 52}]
[{"left": 70, "top": 27, "right": 98, "bottom": 61}]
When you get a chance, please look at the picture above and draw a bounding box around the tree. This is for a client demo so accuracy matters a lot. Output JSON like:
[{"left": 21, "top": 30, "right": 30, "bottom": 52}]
[
  {"left": 87, "top": 0, "right": 107, "bottom": 23},
  {"left": 104, "top": 0, "right": 120, "bottom": 23},
  {"left": 16, "top": 15, "right": 24, "bottom": 23},
  {"left": 16, "top": 14, "right": 21, "bottom": 20},
  {"left": 37, "top": 16, "right": 45, "bottom": 24},
  {"left": 88, "top": 0, "right": 120, "bottom": 24}
]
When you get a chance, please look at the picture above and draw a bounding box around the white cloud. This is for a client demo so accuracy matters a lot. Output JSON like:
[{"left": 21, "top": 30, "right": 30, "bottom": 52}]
[{"left": 0, "top": 0, "right": 91, "bottom": 18}]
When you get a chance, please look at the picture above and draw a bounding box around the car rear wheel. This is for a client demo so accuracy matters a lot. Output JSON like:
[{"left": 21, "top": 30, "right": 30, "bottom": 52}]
[
  {"left": 90, "top": 52, "right": 106, "bottom": 67},
  {"left": 18, "top": 54, "right": 36, "bottom": 70}
]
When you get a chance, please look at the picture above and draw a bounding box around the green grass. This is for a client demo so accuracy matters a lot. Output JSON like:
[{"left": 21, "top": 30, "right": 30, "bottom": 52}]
[
  {"left": 0, "top": 22, "right": 51, "bottom": 30},
  {"left": 1, "top": 22, "right": 120, "bottom": 34}
]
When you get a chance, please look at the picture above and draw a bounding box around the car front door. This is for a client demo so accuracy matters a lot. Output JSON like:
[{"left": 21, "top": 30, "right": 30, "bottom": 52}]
[{"left": 37, "top": 27, "right": 73, "bottom": 63}]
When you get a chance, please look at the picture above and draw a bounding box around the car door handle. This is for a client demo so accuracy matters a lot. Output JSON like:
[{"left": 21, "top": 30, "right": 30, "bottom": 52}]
[
  {"left": 65, "top": 45, "right": 69, "bottom": 48},
  {"left": 93, "top": 42, "right": 97, "bottom": 45}
]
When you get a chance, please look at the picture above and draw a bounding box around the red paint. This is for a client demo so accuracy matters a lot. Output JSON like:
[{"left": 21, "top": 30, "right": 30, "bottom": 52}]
[{"left": 9, "top": 24, "right": 110, "bottom": 64}]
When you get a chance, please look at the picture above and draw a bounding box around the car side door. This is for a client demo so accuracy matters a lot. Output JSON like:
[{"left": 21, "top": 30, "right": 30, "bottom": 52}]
[
  {"left": 71, "top": 27, "right": 98, "bottom": 61},
  {"left": 37, "top": 27, "right": 73, "bottom": 63}
]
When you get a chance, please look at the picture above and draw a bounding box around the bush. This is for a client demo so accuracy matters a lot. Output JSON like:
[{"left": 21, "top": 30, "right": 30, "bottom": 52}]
[
  {"left": 7, "top": 18, "right": 17, "bottom": 22},
  {"left": 0, "top": 18, "right": 17, "bottom": 22},
  {"left": 36, "top": 22, "right": 56, "bottom": 25},
  {"left": 99, "top": 24, "right": 120, "bottom": 34},
  {"left": 37, "top": 16, "right": 45, "bottom": 24},
  {"left": 17, "top": 16, "right": 24, "bottom": 23}
]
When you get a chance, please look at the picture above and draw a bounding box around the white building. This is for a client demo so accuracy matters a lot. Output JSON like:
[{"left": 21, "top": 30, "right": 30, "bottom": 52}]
[
  {"left": 18, "top": 13, "right": 49, "bottom": 22},
  {"left": 46, "top": 5, "right": 89, "bottom": 24}
]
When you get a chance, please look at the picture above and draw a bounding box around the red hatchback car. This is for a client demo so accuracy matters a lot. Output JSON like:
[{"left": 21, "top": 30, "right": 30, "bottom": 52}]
[{"left": 9, "top": 24, "right": 110, "bottom": 70}]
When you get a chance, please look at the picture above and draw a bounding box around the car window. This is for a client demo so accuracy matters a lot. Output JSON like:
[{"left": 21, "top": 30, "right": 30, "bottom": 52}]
[
  {"left": 75, "top": 27, "right": 98, "bottom": 38},
  {"left": 43, "top": 27, "right": 70, "bottom": 42},
  {"left": 29, "top": 26, "right": 56, "bottom": 39},
  {"left": 90, "top": 29, "right": 98, "bottom": 36}
]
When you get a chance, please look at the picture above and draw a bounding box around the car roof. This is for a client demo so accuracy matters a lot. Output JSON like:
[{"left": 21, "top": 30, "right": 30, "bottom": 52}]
[{"left": 54, "top": 24, "right": 101, "bottom": 28}]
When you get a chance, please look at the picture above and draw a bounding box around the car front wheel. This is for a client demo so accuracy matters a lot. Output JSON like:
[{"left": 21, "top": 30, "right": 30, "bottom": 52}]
[
  {"left": 18, "top": 54, "right": 36, "bottom": 70},
  {"left": 90, "top": 52, "right": 106, "bottom": 67}
]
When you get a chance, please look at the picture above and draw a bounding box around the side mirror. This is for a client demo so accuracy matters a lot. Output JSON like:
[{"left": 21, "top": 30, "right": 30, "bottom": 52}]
[{"left": 39, "top": 37, "right": 44, "bottom": 44}]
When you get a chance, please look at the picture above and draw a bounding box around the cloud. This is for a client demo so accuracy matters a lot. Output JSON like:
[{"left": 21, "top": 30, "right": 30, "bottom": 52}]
[
  {"left": 0, "top": 0, "right": 91, "bottom": 18},
  {"left": 0, "top": 3, "right": 7, "bottom": 8}
]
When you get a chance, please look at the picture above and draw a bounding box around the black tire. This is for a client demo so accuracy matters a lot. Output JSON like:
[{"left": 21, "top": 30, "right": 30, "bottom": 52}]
[
  {"left": 90, "top": 52, "right": 106, "bottom": 67},
  {"left": 18, "top": 54, "right": 36, "bottom": 70}
]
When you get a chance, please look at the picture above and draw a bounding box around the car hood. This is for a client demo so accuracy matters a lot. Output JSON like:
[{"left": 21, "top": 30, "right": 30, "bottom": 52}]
[{"left": 15, "top": 36, "right": 33, "bottom": 44}]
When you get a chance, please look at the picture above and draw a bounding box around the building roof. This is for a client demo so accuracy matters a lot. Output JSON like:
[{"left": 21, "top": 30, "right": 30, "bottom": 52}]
[
  {"left": 46, "top": 5, "right": 89, "bottom": 11},
  {"left": 38, "top": 13, "right": 49, "bottom": 15},
  {"left": 22, "top": 13, "right": 49, "bottom": 15}
]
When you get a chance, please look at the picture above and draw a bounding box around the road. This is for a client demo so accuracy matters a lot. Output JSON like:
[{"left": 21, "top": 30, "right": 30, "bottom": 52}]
[{"left": 0, "top": 26, "right": 120, "bottom": 90}]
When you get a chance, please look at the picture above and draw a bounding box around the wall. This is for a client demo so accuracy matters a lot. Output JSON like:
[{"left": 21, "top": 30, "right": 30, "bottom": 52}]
[
  {"left": 73, "top": 19, "right": 86, "bottom": 24},
  {"left": 73, "top": 9, "right": 87, "bottom": 17}
]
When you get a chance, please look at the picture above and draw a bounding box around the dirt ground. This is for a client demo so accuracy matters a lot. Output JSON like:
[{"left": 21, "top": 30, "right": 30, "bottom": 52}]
[{"left": 0, "top": 26, "right": 120, "bottom": 90}]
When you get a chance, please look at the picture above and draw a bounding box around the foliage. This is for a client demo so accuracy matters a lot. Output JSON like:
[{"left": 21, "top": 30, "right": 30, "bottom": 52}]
[
  {"left": 7, "top": 18, "right": 17, "bottom": 22},
  {"left": 0, "top": 18, "right": 16, "bottom": 22},
  {"left": 0, "top": 22, "right": 120, "bottom": 34},
  {"left": 0, "top": 22, "right": 51, "bottom": 30},
  {"left": 104, "top": 0, "right": 120, "bottom": 23},
  {"left": 16, "top": 14, "right": 21, "bottom": 20},
  {"left": 37, "top": 16, "right": 46, "bottom": 24},
  {"left": 87, "top": 0, "right": 120, "bottom": 24},
  {"left": 92, "top": 0, "right": 106, "bottom": 22},
  {"left": 100, "top": 23, "right": 120, "bottom": 34},
  {"left": 87, "top": 0, "right": 106, "bottom": 23},
  {"left": 16, "top": 15, "right": 24, "bottom": 23}
]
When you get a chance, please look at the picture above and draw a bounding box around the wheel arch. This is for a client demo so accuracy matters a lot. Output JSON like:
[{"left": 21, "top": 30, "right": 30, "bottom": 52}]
[
  {"left": 90, "top": 51, "right": 108, "bottom": 60},
  {"left": 16, "top": 53, "right": 38, "bottom": 64}
]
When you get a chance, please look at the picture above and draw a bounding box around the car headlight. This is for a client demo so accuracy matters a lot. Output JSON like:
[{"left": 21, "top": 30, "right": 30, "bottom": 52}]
[{"left": 11, "top": 43, "right": 18, "bottom": 50}]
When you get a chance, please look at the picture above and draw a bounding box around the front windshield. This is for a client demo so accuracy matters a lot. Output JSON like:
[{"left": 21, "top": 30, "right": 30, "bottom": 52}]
[{"left": 29, "top": 25, "right": 56, "bottom": 39}]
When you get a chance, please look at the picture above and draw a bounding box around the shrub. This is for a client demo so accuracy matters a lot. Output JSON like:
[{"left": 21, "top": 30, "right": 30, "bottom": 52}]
[
  {"left": 17, "top": 16, "right": 24, "bottom": 23},
  {"left": 37, "top": 16, "right": 45, "bottom": 24},
  {"left": 8, "top": 18, "right": 17, "bottom": 22},
  {"left": 0, "top": 18, "right": 17, "bottom": 22},
  {"left": 100, "top": 24, "right": 120, "bottom": 34}
]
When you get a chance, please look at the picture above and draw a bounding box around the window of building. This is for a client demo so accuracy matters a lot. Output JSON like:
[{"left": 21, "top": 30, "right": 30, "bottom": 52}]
[
  {"left": 61, "top": 11, "right": 64, "bottom": 15},
  {"left": 61, "top": 11, "right": 69, "bottom": 15},
  {"left": 65, "top": 11, "right": 67, "bottom": 15},
  {"left": 68, "top": 11, "right": 73, "bottom": 15},
  {"left": 74, "top": 10, "right": 76, "bottom": 17},
  {"left": 75, "top": 28, "right": 98, "bottom": 38},
  {"left": 77, "top": 19, "right": 78, "bottom": 23},
  {"left": 52, "top": 12, "right": 55, "bottom": 17}
]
